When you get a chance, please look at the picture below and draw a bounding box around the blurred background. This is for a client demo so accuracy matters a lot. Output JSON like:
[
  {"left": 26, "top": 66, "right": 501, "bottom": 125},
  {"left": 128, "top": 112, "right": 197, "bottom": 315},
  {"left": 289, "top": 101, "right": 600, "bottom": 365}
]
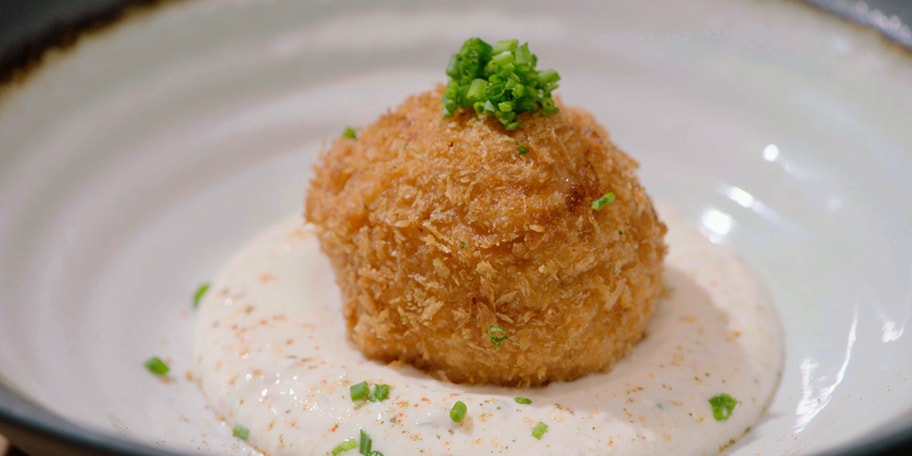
[{"left": 1, "top": 0, "right": 911, "bottom": 79}]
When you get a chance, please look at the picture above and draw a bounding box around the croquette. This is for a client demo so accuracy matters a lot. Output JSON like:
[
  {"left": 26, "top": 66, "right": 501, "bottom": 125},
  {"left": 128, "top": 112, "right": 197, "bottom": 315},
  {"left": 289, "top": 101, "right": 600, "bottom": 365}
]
[{"left": 305, "top": 85, "right": 666, "bottom": 387}]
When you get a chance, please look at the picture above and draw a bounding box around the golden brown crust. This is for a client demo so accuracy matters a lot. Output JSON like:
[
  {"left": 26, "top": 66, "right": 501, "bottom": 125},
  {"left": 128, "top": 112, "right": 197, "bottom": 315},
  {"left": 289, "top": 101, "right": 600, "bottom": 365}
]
[{"left": 305, "top": 84, "right": 666, "bottom": 387}]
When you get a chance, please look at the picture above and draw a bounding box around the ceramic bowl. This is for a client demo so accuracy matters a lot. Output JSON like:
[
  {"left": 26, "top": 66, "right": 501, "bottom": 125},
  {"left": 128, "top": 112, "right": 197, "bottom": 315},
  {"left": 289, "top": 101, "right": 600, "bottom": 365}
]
[{"left": 1, "top": 0, "right": 910, "bottom": 454}]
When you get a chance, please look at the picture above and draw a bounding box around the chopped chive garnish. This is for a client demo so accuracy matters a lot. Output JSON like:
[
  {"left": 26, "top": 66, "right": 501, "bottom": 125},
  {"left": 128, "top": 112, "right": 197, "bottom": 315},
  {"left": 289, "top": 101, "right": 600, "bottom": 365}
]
[
  {"left": 351, "top": 381, "right": 392, "bottom": 402},
  {"left": 232, "top": 424, "right": 249, "bottom": 441},
  {"left": 709, "top": 393, "right": 738, "bottom": 421},
  {"left": 371, "top": 383, "right": 391, "bottom": 402},
  {"left": 450, "top": 400, "right": 468, "bottom": 423},
  {"left": 488, "top": 326, "right": 509, "bottom": 347},
  {"left": 144, "top": 357, "right": 169, "bottom": 376},
  {"left": 350, "top": 381, "right": 370, "bottom": 401},
  {"left": 369, "top": 452, "right": 384, "bottom": 456},
  {"left": 591, "top": 192, "right": 616, "bottom": 211},
  {"left": 517, "top": 145, "right": 529, "bottom": 155},
  {"left": 193, "top": 283, "right": 210, "bottom": 310},
  {"left": 342, "top": 127, "right": 358, "bottom": 139},
  {"left": 443, "top": 37, "right": 560, "bottom": 130},
  {"left": 514, "top": 396, "right": 532, "bottom": 405},
  {"left": 532, "top": 421, "right": 548, "bottom": 440},
  {"left": 331, "top": 439, "right": 358, "bottom": 455},
  {"left": 359, "top": 429, "right": 372, "bottom": 455}
]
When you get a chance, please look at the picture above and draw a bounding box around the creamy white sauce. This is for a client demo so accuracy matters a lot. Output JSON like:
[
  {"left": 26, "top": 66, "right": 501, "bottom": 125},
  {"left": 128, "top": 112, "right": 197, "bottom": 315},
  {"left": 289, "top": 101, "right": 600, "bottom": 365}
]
[{"left": 194, "top": 208, "right": 783, "bottom": 455}]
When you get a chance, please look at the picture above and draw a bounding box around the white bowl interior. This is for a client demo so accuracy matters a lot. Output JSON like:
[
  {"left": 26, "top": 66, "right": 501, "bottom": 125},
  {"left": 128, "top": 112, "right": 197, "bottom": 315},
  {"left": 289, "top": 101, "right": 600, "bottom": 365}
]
[{"left": 1, "top": 0, "right": 911, "bottom": 454}]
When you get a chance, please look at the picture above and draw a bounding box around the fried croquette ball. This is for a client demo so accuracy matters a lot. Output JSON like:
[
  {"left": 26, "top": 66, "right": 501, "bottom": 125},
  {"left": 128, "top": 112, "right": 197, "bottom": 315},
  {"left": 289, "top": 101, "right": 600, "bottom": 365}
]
[{"left": 305, "top": 85, "right": 666, "bottom": 387}]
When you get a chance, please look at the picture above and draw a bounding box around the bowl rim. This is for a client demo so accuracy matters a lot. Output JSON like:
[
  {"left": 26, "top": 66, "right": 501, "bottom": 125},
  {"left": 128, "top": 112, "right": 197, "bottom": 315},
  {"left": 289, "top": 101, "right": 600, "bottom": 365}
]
[{"left": 0, "top": 381, "right": 179, "bottom": 456}]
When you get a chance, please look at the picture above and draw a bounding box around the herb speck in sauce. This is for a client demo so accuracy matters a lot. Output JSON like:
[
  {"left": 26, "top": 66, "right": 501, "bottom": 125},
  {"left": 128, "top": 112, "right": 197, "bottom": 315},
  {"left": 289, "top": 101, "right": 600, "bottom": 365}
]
[
  {"left": 331, "top": 430, "right": 383, "bottom": 456},
  {"left": 359, "top": 429, "right": 372, "bottom": 455},
  {"left": 144, "top": 357, "right": 169, "bottom": 376},
  {"left": 370, "top": 383, "right": 391, "bottom": 402},
  {"left": 350, "top": 381, "right": 392, "bottom": 403},
  {"left": 232, "top": 424, "right": 250, "bottom": 441},
  {"left": 532, "top": 421, "right": 549, "bottom": 440},
  {"left": 350, "top": 381, "right": 370, "bottom": 402},
  {"left": 331, "top": 438, "right": 358, "bottom": 456},
  {"left": 192, "top": 283, "right": 210, "bottom": 310},
  {"left": 450, "top": 400, "right": 468, "bottom": 423},
  {"left": 708, "top": 393, "right": 738, "bottom": 421}
]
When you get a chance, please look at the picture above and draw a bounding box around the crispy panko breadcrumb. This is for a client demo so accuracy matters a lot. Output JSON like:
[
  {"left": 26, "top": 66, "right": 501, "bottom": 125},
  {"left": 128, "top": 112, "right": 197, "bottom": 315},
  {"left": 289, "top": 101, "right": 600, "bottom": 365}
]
[{"left": 305, "top": 85, "right": 666, "bottom": 387}]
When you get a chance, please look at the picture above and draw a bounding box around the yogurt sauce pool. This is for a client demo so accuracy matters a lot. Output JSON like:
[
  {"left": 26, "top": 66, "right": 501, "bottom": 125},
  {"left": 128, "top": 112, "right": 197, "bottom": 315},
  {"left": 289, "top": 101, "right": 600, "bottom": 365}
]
[{"left": 194, "top": 206, "right": 783, "bottom": 455}]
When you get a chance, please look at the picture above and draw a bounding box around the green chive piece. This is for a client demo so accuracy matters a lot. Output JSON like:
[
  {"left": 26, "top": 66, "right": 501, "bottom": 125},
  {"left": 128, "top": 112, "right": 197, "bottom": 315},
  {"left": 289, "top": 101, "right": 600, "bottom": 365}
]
[
  {"left": 490, "top": 50, "right": 513, "bottom": 67},
  {"left": 466, "top": 79, "right": 487, "bottom": 101},
  {"left": 450, "top": 400, "right": 468, "bottom": 423},
  {"left": 591, "top": 192, "right": 616, "bottom": 211},
  {"left": 371, "top": 384, "right": 391, "bottom": 402},
  {"left": 331, "top": 439, "right": 358, "bottom": 456},
  {"left": 492, "top": 38, "right": 518, "bottom": 54},
  {"left": 342, "top": 127, "right": 358, "bottom": 139},
  {"left": 192, "top": 283, "right": 210, "bottom": 310},
  {"left": 369, "top": 452, "right": 384, "bottom": 456},
  {"left": 514, "top": 396, "right": 532, "bottom": 405},
  {"left": 514, "top": 43, "right": 532, "bottom": 64},
  {"left": 350, "top": 381, "right": 370, "bottom": 401},
  {"left": 443, "top": 37, "right": 560, "bottom": 130},
  {"left": 144, "top": 357, "right": 169, "bottom": 376},
  {"left": 517, "top": 145, "right": 529, "bottom": 155},
  {"left": 232, "top": 424, "right": 250, "bottom": 441},
  {"left": 537, "top": 68, "right": 560, "bottom": 85},
  {"left": 709, "top": 393, "right": 738, "bottom": 421},
  {"left": 359, "top": 429, "right": 372, "bottom": 455},
  {"left": 488, "top": 326, "right": 509, "bottom": 347},
  {"left": 532, "top": 421, "right": 548, "bottom": 440}
]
